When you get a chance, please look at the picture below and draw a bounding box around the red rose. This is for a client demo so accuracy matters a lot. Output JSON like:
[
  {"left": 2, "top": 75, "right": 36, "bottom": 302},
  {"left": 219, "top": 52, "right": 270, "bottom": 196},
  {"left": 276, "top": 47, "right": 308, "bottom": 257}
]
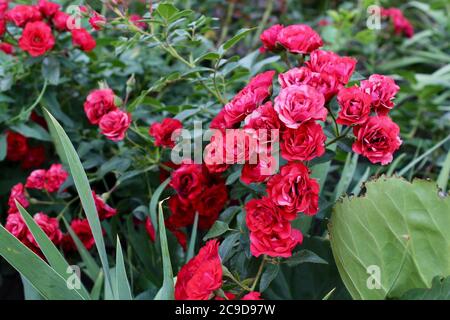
[
  {"left": 266, "top": 162, "right": 319, "bottom": 216},
  {"left": 21, "top": 145, "right": 46, "bottom": 169},
  {"left": 130, "top": 14, "right": 147, "bottom": 30},
  {"left": 352, "top": 116, "right": 402, "bottom": 165},
  {"left": 336, "top": 86, "right": 372, "bottom": 126},
  {"left": 171, "top": 229, "right": 187, "bottom": 251},
  {"left": 99, "top": 110, "right": 132, "bottom": 142},
  {"left": 71, "top": 28, "right": 96, "bottom": 52},
  {"left": 360, "top": 74, "right": 399, "bottom": 115},
  {"left": 196, "top": 183, "right": 228, "bottom": 230},
  {"left": 83, "top": 89, "right": 117, "bottom": 125},
  {"left": 145, "top": 217, "right": 155, "bottom": 242},
  {"left": 89, "top": 11, "right": 106, "bottom": 30},
  {"left": 0, "top": 0, "right": 9, "bottom": 14},
  {"left": 250, "top": 228, "right": 303, "bottom": 258},
  {"left": 244, "top": 101, "right": 282, "bottom": 147},
  {"left": 7, "top": 183, "right": 29, "bottom": 215},
  {"left": 0, "top": 19, "right": 5, "bottom": 38},
  {"left": 241, "top": 155, "right": 277, "bottom": 185},
  {"left": 0, "top": 42, "right": 13, "bottom": 54},
  {"left": 92, "top": 192, "right": 117, "bottom": 220},
  {"left": 166, "top": 195, "right": 196, "bottom": 229},
  {"left": 5, "top": 213, "right": 29, "bottom": 243},
  {"left": 382, "top": 8, "right": 414, "bottom": 38},
  {"left": 277, "top": 24, "right": 323, "bottom": 54},
  {"left": 280, "top": 121, "right": 326, "bottom": 161},
  {"left": 149, "top": 118, "right": 183, "bottom": 148},
  {"left": 18, "top": 21, "right": 55, "bottom": 57},
  {"left": 25, "top": 169, "right": 46, "bottom": 190},
  {"left": 260, "top": 24, "right": 283, "bottom": 52},
  {"left": 245, "top": 197, "right": 293, "bottom": 236},
  {"left": 274, "top": 84, "right": 326, "bottom": 129},
  {"left": 6, "top": 130, "right": 28, "bottom": 162},
  {"left": 37, "top": 0, "right": 60, "bottom": 18},
  {"left": 27, "top": 213, "right": 62, "bottom": 247},
  {"left": 6, "top": 5, "right": 42, "bottom": 27},
  {"left": 52, "top": 10, "right": 69, "bottom": 31},
  {"left": 242, "top": 292, "right": 262, "bottom": 300},
  {"left": 170, "top": 162, "right": 206, "bottom": 201},
  {"left": 278, "top": 67, "right": 341, "bottom": 101},
  {"left": 45, "top": 163, "right": 68, "bottom": 193},
  {"left": 204, "top": 132, "right": 230, "bottom": 174},
  {"left": 175, "top": 240, "right": 222, "bottom": 300},
  {"left": 306, "top": 50, "right": 357, "bottom": 85},
  {"left": 62, "top": 219, "right": 95, "bottom": 252},
  {"left": 210, "top": 109, "right": 230, "bottom": 130}
]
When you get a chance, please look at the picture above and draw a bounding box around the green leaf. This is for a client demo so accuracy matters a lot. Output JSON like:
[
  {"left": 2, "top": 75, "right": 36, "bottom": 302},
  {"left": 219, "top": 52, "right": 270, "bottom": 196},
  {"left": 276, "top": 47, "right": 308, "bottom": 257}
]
[
  {"left": 0, "top": 133, "right": 6, "bottom": 161},
  {"left": 149, "top": 178, "right": 171, "bottom": 233},
  {"left": 17, "top": 203, "right": 90, "bottom": 299},
  {"left": 63, "top": 219, "right": 101, "bottom": 282},
  {"left": 156, "top": 2, "right": 179, "bottom": 20},
  {"left": 90, "top": 271, "right": 104, "bottom": 300},
  {"left": 154, "top": 200, "right": 175, "bottom": 300},
  {"left": 203, "top": 221, "right": 230, "bottom": 241},
  {"left": 114, "top": 237, "right": 133, "bottom": 300},
  {"left": 400, "top": 276, "right": 450, "bottom": 300},
  {"left": 0, "top": 224, "right": 84, "bottom": 300},
  {"left": 437, "top": 151, "right": 450, "bottom": 192},
  {"left": 226, "top": 169, "right": 242, "bottom": 185},
  {"left": 333, "top": 153, "right": 358, "bottom": 202},
  {"left": 285, "top": 250, "right": 328, "bottom": 267},
  {"left": 43, "top": 108, "right": 114, "bottom": 299},
  {"left": 260, "top": 263, "right": 279, "bottom": 292},
  {"left": 330, "top": 177, "right": 450, "bottom": 299},
  {"left": 219, "top": 28, "right": 254, "bottom": 54},
  {"left": 186, "top": 212, "right": 199, "bottom": 262},
  {"left": 41, "top": 56, "right": 60, "bottom": 85},
  {"left": 21, "top": 275, "right": 42, "bottom": 300},
  {"left": 11, "top": 123, "right": 51, "bottom": 141}
]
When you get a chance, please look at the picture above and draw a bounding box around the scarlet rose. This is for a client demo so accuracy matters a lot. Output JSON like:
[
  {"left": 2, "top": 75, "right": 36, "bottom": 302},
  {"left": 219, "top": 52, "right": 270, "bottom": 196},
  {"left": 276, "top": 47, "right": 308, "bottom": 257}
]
[
  {"left": 93, "top": 192, "right": 117, "bottom": 220},
  {"left": 336, "top": 86, "right": 372, "bottom": 126},
  {"left": 7, "top": 183, "right": 29, "bottom": 215},
  {"left": 130, "top": 14, "right": 147, "bottom": 30},
  {"left": 145, "top": 217, "right": 155, "bottom": 242},
  {"left": 6, "top": 5, "right": 42, "bottom": 27},
  {"left": 25, "top": 169, "right": 46, "bottom": 190},
  {"left": 266, "top": 162, "right": 319, "bottom": 216},
  {"left": 6, "top": 130, "right": 28, "bottom": 162},
  {"left": 27, "top": 213, "right": 63, "bottom": 247},
  {"left": 52, "top": 10, "right": 69, "bottom": 31},
  {"left": 204, "top": 135, "right": 230, "bottom": 174},
  {"left": 62, "top": 218, "right": 95, "bottom": 252},
  {"left": 71, "top": 28, "right": 96, "bottom": 52},
  {"left": 84, "top": 89, "right": 117, "bottom": 125},
  {"left": 274, "top": 84, "right": 327, "bottom": 129},
  {"left": 149, "top": 118, "right": 183, "bottom": 148},
  {"left": 5, "top": 213, "right": 29, "bottom": 243},
  {"left": 382, "top": 8, "right": 414, "bottom": 38},
  {"left": 280, "top": 121, "right": 326, "bottom": 161},
  {"left": 37, "top": 0, "right": 60, "bottom": 18},
  {"left": 18, "top": 21, "right": 54, "bottom": 57},
  {"left": 244, "top": 101, "right": 282, "bottom": 149},
  {"left": 196, "top": 183, "right": 228, "bottom": 230},
  {"left": 171, "top": 229, "right": 187, "bottom": 251},
  {"left": 245, "top": 197, "right": 293, "bottom": 236},
  {"left": 170, "top": 162, "right": 207, "bottom": 201},
  {"left": 241, "top": 155, "right": 277, "bottom": 185},
  {"left": 277, "top": 24, "right": 323, "bottom": 54},
  {"left": 21, "top": 145, "right": 46, "bottom": 169},
  {"left": 0, "top": 42, "right": 13, "bottom": 55},
  {"left": 352, "top": 116, "right": 402, "bottom": 165},
  {"left": 89, "top": 11, "right": 106, "bottom": 30},
  {"left": 45, "top": 163, "right": 68, "bottom": 193},
  {"left": 0, "top": 19, "right": 5, "bottom": 38},
  {"left": 99, "top": 110, "right": 132, "bottom": 142},
  {"left": 306, "top": 50, "right": 357, "bottom": 85},
  {"left": 166, "top": 195, "right": 196, "bottom": 229},
  {"left": 242, "top": 292, "right": 262, "bottom": 300},
  {"left": 175, "top": 240, "right": 223, "bottom": 300},
  {"left": 260, "top": 24, "right": 283, "bottom": 52},
  {"left": 250, "top": 228, "right": 303, "bottom": 258},
  {"left": 360, "top": 74, "right": 399, "bottom": 115}
]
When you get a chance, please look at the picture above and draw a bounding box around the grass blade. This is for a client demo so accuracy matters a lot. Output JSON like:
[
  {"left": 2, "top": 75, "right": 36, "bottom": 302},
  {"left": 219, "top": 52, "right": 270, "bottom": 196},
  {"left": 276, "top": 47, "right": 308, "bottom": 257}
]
[
  {"left": 115, "top": 237, "right": 133, "bottom": 300},
  {"left": 149, "top": 178, "right": 170, "bottom": 232},
  {"left": 333, "top": 153, "right": 358, "bottom": 202},
  {"left": 186, "top": 212, "right": 199, "bottom": 262},
  {"left": 437, "top": 151, "right": 450, "bottom": 192}
]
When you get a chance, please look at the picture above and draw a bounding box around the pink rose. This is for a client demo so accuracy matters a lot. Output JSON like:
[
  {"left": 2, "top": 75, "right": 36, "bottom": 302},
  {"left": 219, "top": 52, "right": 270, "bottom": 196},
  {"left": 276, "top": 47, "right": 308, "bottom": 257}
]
[
  {"left": 52, "top": 10, "right": 70, "bottom": 31},
  {"left": 306, "top": 50, "right": 357, "bottom": 85},
  {"left": 274, "top": 84, "right": 327, "bottom": 129},
  {"left": 45, "top": 164, "right": 69, "bottom": 193},
  {"left": 37, "top": 0, "right": 60, "bottom": 18},
  {"left": 277, "top": 24, "right": 323, "bottom": 54},
  {"left": 6, "top": 5, "right": 42, "bottom": 27},
  {"left": 260, "top": 24, "right": 283, "bottom": 52},
  {"left": 99, "top": 110, "right": 132, "bottom": 142},
  {"left": 27, "top": 213, "right": 63, "bottom": 247},
  {"left": 336, "top": 86, "right": 372, "bottom": 126},
  {"left": 25, "top": 169, "right": 47, "bottom": 190},
  {"left": 7, "top": 183, "right": 29, "bottom": 215},
  {"left": 84, "top": 89, "right": 118, "bottom": 125},
  {"left": 360, "top": 74, "right": 400, "bottom": 115}
]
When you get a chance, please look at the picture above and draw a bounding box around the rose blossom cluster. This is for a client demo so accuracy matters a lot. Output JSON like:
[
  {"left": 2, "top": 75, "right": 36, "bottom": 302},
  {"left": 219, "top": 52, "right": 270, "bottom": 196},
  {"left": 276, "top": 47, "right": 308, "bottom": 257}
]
[
  {"left": 83, "top": 88, "right": 132, "bottom": 142},
  {"left": 0, "top": 1, "right": 97, "bottom": 57},
  {"left": 167, "top": 161, "right": 229, "bottom": 250},
  {"left": 381, "top": 7, "right": 414, "bottom": 38},
  {"left": 4, "top": 162, "right": 117, "bottom": 254},
  {"left": 5, "top": 129, "right": 46, "bottom": 169},
  {"left": 175, "top": 240, "right": 261, "bottom": 300}
]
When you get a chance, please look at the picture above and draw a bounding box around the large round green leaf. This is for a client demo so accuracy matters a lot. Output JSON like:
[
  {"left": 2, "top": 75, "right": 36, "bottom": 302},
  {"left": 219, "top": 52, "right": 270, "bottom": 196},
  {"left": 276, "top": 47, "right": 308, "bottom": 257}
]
[{"left": 329, "top": 177, "right": 450, "bottom": 300}]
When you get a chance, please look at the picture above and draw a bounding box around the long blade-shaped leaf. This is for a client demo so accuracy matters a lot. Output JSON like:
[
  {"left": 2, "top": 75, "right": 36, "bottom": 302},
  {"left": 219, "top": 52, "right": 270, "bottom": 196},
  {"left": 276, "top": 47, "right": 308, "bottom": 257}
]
[
  {"left": 149, "top": 178, "right": 170, "bottom": 232},
  {"left": 186, "top": 212, "right": 199, "bottom": 262},
  {"left": 43, "top": 108, "right": 113, "bottom": 298},
  {"left": 154, "top": 199, "right": 174, "bottom": 300},
  {"left": 0, "top": 224, "right": 84, "bottom": 300},
  {"left": 17, "top": 203, "right": 90, "bottom": 300},
  {"left": 115, "top": 237, "right": 133, "bottom": 300}
]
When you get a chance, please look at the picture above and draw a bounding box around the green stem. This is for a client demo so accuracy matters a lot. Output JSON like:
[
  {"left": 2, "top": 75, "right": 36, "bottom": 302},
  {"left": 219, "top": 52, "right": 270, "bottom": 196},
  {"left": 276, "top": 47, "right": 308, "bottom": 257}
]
[
  {"left": 251, "top": 257, "right": 267, "bottom": 291},
  {"left": 325, "top": 126, "right": 352, "bottom": 147},
  {"left": 252, "top": 0, "right": 274, "bottom": 48}
]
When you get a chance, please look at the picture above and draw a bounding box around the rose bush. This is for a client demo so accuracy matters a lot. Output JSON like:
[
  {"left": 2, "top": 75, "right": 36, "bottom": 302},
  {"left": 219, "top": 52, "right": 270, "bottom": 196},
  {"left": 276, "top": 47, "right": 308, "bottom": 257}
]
[{"left": 0, "top": 0, "right": 449, "bottom": 301}]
